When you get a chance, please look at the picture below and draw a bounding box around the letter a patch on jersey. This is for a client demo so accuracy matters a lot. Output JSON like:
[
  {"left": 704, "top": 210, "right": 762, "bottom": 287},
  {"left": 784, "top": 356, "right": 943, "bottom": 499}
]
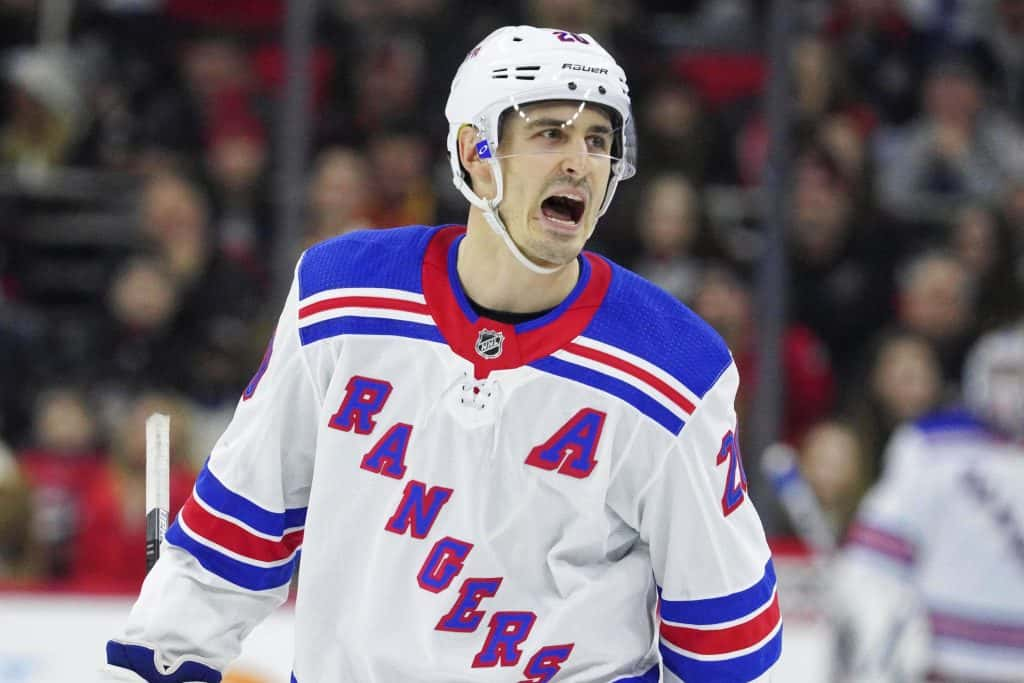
[{"left": 525, "top": 408, "right": 606, "bottom": 478}]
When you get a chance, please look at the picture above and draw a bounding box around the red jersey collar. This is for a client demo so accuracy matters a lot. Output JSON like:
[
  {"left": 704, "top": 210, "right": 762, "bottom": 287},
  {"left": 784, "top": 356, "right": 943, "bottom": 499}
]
[{"left": 422, "top": 225, "right": 612, "bottom": 378}]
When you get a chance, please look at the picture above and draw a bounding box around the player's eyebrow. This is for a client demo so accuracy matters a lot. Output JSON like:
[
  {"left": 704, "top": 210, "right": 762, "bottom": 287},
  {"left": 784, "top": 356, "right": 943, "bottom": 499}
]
[{"left": 524, "top": 117, "right": 613, "bottom": 135}]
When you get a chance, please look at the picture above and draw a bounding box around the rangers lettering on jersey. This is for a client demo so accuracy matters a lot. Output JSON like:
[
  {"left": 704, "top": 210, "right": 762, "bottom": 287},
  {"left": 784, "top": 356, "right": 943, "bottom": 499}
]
[{"left": 106, "top": 225, "right": 781, "bottom": 683}]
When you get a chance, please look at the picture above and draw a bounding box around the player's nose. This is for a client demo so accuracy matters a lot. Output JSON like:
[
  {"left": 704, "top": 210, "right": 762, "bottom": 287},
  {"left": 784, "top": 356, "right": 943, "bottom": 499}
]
[{"left": 559, "top": 138, "right": 592, "bottom": 177}]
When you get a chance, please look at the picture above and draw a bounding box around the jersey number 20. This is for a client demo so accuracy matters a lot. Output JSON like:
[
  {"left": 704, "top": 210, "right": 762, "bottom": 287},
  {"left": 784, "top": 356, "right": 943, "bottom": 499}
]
[{"left": 716, "top": 430, "right": 748, "bottom": 517}]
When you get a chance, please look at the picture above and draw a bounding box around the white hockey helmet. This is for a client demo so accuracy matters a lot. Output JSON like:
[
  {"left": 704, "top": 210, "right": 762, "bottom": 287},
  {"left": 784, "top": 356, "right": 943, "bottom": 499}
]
[
  {"left": 963, "top": 322, "right": 1024, "bottom": 440},
  {"left": 444, "top": 25, "right": 636, "bottom": 274}
]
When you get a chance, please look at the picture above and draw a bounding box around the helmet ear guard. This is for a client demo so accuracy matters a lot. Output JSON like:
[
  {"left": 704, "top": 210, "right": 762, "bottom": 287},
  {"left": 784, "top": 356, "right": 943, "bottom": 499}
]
[{"left": 444, "top": 25, "right": 635, "bottom": 274}]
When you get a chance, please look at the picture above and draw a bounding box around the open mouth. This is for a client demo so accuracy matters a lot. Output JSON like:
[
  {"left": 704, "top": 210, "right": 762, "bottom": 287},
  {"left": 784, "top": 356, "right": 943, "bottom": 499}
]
[{"left": 540, "top": 193, "right": 586, "bottom": 225}]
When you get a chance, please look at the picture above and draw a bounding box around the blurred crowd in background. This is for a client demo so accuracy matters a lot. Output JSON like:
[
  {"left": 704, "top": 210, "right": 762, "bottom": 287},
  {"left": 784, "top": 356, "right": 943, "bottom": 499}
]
[{"left": 0, "top": 0, "right": 1022, "bottom": 594}]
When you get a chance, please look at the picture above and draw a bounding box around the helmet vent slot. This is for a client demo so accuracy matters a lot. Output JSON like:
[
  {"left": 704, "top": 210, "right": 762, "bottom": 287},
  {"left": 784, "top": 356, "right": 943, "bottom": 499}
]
[{"left": 513, "top": 65, "right": 540, "bottom": 80}]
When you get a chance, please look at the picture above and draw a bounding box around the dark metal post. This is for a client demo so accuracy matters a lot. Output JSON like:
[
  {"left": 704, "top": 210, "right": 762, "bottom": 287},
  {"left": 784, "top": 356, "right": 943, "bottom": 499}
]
[
  {"left": 749, "top": 0, "right": 794, "bottom": 533},
  {"left": 273, "top": 0, "right": 318, "bottom": 305}
]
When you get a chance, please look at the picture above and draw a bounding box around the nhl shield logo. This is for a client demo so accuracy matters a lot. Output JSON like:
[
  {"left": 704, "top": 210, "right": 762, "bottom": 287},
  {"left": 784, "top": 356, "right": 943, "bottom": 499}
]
[{"left": 475, "top": 329, "right": 505, "bottom": 359}]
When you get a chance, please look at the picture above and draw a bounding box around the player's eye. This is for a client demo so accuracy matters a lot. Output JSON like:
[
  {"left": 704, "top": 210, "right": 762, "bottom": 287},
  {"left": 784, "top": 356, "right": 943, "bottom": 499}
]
[
  {"left": 587, "top": 135, "right": 610, "bottom": 151},
  {"left": 539, "top": 128, "right": 564, "bottom": 141}
]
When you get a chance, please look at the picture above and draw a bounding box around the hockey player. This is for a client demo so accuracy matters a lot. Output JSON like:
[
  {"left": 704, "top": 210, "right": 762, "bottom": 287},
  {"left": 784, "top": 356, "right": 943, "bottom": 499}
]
[
  {"left": 105, "top": 26, "right": 781, "bottom": 682},
  {"left": 832, "top": 321, "right": 1024, "bottom": 682}
]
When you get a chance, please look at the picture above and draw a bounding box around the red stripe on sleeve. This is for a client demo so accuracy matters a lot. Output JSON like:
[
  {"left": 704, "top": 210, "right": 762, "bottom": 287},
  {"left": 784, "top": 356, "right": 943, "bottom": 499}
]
[
  {"left": 565, "top": 342, "right": 696, "bottom": 415},
  {"left": 298, "top": 296, "right": 429, "bottom": 319},
  {"left": 846, "top": 523, "right": 915, "bottom": 563},
  {"left": 660, "top": 591, "right": 780, "bottom": 656},
  {"left": 180, "top": 496, "right": 304, "bottom": 563}
]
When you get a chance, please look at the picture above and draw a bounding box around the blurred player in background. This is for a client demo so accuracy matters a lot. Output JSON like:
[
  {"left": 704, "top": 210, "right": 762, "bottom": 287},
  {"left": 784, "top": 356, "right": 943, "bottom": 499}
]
[
  {"left": 104, "top": 25, "right": 780, "bottom": 682},
  {"left": 832, "top": 321, "right": 1024, "bottom": 682}
]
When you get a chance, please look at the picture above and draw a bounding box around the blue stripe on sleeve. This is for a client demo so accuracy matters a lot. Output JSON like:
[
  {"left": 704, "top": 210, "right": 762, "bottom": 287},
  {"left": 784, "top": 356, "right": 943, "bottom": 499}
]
[
  {"left": 659, "top": 560, "right": 776, "bottom": 626},
  {"left": 106, "top": 641, "right": 221, "bottom": 682},
  {"left": 194, "top": 466, "right": 307, "bottom": 538},
  {"left": 529, "top": 356, "right": 685, "bottom": 435},
  {"left": 298, "top": 316, "right": 445, "bottom": 347},
  {"left": 660, "top": 625, "right": 782, "bottom": 682},
  {"left": 285, "top": 507, "right": 307, "bottom": 529},
  {"left": 165, "top": 521, "right": 298, "bottom": 591}
]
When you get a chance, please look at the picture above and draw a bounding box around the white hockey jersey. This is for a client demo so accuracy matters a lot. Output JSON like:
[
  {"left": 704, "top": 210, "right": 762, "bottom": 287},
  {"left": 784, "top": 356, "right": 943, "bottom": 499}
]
[
  {"left": 838, "top": 410, "right": 1024, "bottom": 681},
  {"left": 106, "top": 225, "right": 781, "bottom": 682}
]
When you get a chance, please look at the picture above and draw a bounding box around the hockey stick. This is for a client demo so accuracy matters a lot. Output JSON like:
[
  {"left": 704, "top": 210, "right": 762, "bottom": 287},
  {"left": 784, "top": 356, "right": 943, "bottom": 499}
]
[
  {"left": 760, "top": 442, "right": 837, "bottom": 555},
  {"left": 145, "top": 412, "right": 170, "bottom": 574}
]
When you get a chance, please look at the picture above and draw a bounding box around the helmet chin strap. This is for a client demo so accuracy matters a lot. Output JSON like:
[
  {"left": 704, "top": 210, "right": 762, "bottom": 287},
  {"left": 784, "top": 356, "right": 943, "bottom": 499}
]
[
  {"left": 454, "top": 149, "right": 566, "bottom": 276},
  {"left": 482, "top": 202, "right": 563, "bottom": 276}
]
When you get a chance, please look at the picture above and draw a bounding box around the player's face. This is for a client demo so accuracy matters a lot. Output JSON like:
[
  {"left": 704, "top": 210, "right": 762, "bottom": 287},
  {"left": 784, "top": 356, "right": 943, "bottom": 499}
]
[{"left": 495, "top": 102, "right": 613, "bottom": 268}]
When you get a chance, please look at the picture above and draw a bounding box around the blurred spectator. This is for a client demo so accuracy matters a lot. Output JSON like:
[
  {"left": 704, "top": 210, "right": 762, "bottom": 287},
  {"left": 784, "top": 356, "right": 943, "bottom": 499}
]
[
  {"left": 895, "top": 249, "right": 975, "bottom": 382},
  {"left": 692, "top": 265, "right": 836, "bottom": 444},
  {"left": 17, "top": 387, "right": 107, "bottom": 580},
  {"left": 947, "top": 202, "right": 1022, "bottom": 331},
  {"left": 304, "top": 146, "right": 374, "bottom": 248},
  {"left": 736, "top": 35, "right": 874, "bottom": 188},
  {"left": 88, "top": 256, "right": 189, "bottom": 407},
  {"left": 1, "top": 48, "right": 86, "bottom": 174},
  {"left": 366, "top": 129, "right": 436, "bottom": 228},
  {"left": 347, "top": 31, "right": 429, "bottom": 139},
  {"left": 630, "top": 172, "right": 716, "bottom": 303},
  {"left": 788, "top": 144, "right": 895, "bottom": 378},
  {"left": 635, "top": 71, "right": 723, "bottom": 184},
  {"left": 0, "top": 442, "right": 40, "bottom": 585},
  {"left": 1002, "top": 179, "right": 1024, "bottom": 287},
  {"left": 203, "top": 91, "right": 272, "bottom": 266},
  {"left": 136, "top": 172, "right": 268, "bottom": 403},
  {"left": 816, "top": 114, "right": 869, "bottom": 197},
  {"left": 70, "top": 391, "right": 195, "bottom": 591},
  {"left": 136, "top": 30, "right": 255, "bottom": 160},
  {"left": 845, "top": 328, "right": 945, "bottom": 479},
  {"left": 797, "top": 419, "right": 869, "bottom": 540},
  {"left": 822, "top": 0, "right": 925, "bottom": 125},
  {"left": 980, "top": 0, "right": 1024, "bottom": 123},
  {"left": 139, "top": 172, "right": 214, "bottom": 288},
  {"left": 877, "top": 54, "right": 1024, "bottom": 230}
]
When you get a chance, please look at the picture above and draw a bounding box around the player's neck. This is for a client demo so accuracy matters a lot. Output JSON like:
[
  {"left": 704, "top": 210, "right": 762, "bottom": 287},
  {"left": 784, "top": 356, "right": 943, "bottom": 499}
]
[{"left": 457, "top": 215, "right": 580, "bottom": 314}]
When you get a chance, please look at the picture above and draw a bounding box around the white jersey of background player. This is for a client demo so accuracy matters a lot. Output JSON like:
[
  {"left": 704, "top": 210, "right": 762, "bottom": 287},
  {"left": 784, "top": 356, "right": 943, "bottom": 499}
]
[
  {"left": 833, "top": 322, "right": 1024, "bottom": 682},
  {"left": 105, "top": 25, "right": 781, "bottom": 683}
]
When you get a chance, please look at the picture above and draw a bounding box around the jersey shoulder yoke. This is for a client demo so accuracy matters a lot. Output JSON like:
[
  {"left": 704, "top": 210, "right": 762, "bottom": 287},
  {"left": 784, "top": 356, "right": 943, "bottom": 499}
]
[
  {"left": 583, "top": 259, "right": 733, "bottom": 404},
  {"left": 298, "top": 225, "right": 441, "bottom": 299}
]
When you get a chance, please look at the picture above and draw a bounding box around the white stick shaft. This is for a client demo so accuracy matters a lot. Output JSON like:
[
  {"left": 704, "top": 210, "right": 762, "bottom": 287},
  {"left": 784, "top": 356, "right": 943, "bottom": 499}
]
[{"left": 146, "top": 413, "right": 170, "bottom": 567}]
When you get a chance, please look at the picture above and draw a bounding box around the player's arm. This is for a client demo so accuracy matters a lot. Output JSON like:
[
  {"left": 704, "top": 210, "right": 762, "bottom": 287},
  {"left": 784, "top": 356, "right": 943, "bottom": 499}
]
[
  {"left": 829, "top": 425, "right": 933, "bottom": 680},
  {"left": 104, "top": 263, "right": 320, "bottom": 682},
  {"left": 610, "top": 361, "right": 781, "bottom": 683}
]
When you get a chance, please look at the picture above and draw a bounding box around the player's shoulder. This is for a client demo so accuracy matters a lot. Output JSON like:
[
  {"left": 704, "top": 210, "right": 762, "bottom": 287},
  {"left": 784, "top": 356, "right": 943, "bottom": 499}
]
[
  {"left": 910, "top": 407, "right": 992, "bottom": 441},
  {"left": 583, "top": 255, "right": 733, "bottom": 405},
  {"left": 298, "top": 225, "right": 444, "bottom": 299},
  {"left": 887, "top": 407, "right": 1001, "bottom": 469}
]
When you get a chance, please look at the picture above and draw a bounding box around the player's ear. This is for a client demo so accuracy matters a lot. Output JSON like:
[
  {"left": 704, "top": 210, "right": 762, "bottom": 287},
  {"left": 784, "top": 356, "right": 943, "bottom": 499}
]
[{"left": 457, "top": 125, "right": 496, "bottom": 199}]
